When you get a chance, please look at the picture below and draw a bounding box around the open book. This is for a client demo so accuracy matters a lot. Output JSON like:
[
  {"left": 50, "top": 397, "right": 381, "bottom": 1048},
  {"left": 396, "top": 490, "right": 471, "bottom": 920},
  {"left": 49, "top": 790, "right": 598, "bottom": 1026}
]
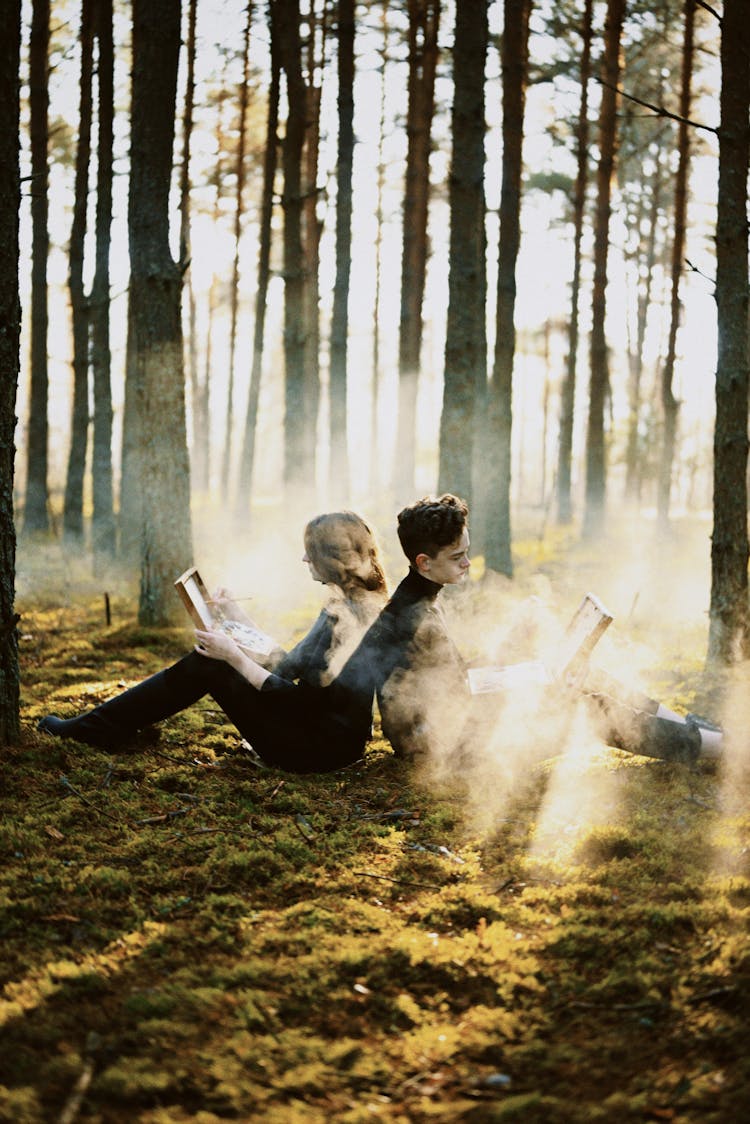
[
  {"left": 467, "top": 592, "right": 613, "bottom": 696},
  {"left": 174, "top": 567, "right": 278, "bottom": 659}
]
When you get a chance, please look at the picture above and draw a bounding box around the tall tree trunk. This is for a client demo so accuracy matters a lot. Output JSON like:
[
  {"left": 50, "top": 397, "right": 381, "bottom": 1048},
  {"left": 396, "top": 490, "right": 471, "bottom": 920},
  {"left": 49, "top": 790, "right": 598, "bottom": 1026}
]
[
  {"left": 277, "top": 0, "right": 313, "bottom": 498},
  {"left": 484, "top": 0, "right": 531, "bottom": 576},
  {"left": 129, "top": 0, "right": 193, "bottom": 625},
  {"left": 91, "top": 0, "right": 116, "bottom": 566},
  {"left": 708, "top": 0, "right": 750, "bottom": 665},
  {"left": 393, "top": 0, "right": 440, "bottom": 499},
  {"left": 221, "top": 2, "right": 253, "bottom": 502},
  {"left": 438, "top": 0, "right": 487, "bottom": 506},
  {"left": 301, "top": 4, "right": 323, "bottom": 503},
  {"left": 583, "top": 0, "right": 626, "bottom": 538},
  {"left": 329, "top": 0, "right": 355, "bottom": 502},
  {"left": 369, "top": 0, "right": 390, "bottom": 494},
  {"left": 556, "top": 0, "right": 592, "bottom": 526},
  {"left": 237, "top": 0, "right": 281, "bottom": 515},
  {"left": 178, "top": 0, "right": 203, "bottom": 498},
  {"left": 0, "top": 0, "right": 22, "bottom": 743},
  {"left": 657, "top": 0, "right": 694, "bottom": 524},
  {"left": 24, "top": 0, "right": 51, "bottom": 534},
  {"left": 63, "top": 0, "right": 94, "bottom": 545}
]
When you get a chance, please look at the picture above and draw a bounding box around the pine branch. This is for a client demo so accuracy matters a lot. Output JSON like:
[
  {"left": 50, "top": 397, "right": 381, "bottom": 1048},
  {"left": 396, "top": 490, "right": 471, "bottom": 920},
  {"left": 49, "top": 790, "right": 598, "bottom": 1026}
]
[{"left": 597, "top": 76, "right": 717, "bottom": 135}]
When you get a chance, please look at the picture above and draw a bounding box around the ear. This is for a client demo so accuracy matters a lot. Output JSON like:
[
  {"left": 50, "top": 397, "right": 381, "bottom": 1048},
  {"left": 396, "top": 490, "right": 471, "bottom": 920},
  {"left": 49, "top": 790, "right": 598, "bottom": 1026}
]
[{"left": 414, "top": 552, "right": 431, "bottom": 576}]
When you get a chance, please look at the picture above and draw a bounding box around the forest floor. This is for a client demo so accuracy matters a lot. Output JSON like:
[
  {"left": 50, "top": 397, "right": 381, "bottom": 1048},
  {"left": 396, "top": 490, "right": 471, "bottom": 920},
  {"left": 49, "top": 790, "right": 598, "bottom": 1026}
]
[{"left": 3, "top": 516, "right": 750, "bottom": 1123}]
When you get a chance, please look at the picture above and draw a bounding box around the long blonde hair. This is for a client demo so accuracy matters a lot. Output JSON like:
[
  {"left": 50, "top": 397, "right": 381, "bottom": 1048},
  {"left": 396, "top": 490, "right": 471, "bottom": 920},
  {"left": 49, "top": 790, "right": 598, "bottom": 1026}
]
[{"left": 304, "top": 511, "right": 388, "bottom": 621}]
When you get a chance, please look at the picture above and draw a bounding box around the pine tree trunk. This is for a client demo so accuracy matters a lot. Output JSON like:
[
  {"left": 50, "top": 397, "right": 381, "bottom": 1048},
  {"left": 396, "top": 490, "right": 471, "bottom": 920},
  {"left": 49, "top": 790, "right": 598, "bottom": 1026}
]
[
  {"left": 583, "top": 0, "right": 625, "bottom": 538},
  {"left": 129, "top": 0, "right": 193, "bottom": 625},
  {"left": 393, "top": 0, "right": 440, "bottom": 499},
  {"left": 221, "top": 3, "right": 252, "bottom": 503},
  {"left": 0, "top": 0, "right": 22, "bottom": 743},
  {"left": 63, "top": 0, "right": 94, "bottom": 545},
  {"left": 438, "top": 0, "right": 487, "bottom": 507},
  {"left": 301, "top": 7, "right": 323, "bottom": 504},
  {"left": 708, "top": 0, "right": 750, "bottom": 665},
  {"left": 484, "top": 0, "right": 531, "bottom": 576},
  {"left": 657, "top": 0, "right": 694, "bottom": 525},
  {"left": 277, "top": 0, "right": 313, "bottom": 498},
  {"left": 24, "top": 0, "right": 51, "bottom": 534},
  {"left": 91, "top": 0, "right": 116, "bottom": 566},
  {"left": 369, "top": 0, "right": 390, "bottom": 494},
  {"left": 237, "top": 2, "right": 281, "bottom": 515},
  {"left": 556, "top": 0, "right": 592, "bottom": 526},
  {"left": 329, "top": 0, "right": 355, "bottom": 502}
]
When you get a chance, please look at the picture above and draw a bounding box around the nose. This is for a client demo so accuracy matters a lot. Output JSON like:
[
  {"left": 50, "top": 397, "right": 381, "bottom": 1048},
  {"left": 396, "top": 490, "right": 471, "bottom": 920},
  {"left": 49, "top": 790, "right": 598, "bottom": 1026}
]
[{"left": 302, "top": 552, "right": 310, "bottom": 563}]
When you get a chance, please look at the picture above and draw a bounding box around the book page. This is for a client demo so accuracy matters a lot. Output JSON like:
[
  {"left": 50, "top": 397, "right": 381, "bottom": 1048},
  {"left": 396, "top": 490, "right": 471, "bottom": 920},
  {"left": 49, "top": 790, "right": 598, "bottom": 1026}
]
[{"left": 219, "top": 619, "right": 277, "bottom": 659}]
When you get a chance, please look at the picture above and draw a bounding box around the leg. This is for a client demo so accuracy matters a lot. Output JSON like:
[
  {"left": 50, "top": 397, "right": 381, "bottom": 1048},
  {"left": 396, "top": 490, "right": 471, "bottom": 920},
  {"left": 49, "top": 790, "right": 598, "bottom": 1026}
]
[
  {"left": 580, "top": 668, "right": 702, "bottom": 766},
  {"left": 38, "top": 652, "right": 242, "bottom": 749}
]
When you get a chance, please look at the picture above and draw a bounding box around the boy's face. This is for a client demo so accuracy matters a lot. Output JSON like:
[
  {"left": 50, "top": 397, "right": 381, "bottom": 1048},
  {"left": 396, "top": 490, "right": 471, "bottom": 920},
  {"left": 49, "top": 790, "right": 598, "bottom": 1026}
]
[{"left": 415, "top": 527, "right": 471, "bottom": 585}]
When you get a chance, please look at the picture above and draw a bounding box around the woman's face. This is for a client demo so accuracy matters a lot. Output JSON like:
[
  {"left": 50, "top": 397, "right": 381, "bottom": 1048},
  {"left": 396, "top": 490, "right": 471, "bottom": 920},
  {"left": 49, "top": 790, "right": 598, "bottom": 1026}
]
[{"left": 303, "top": 549, "right": 323, "bottom": 583}]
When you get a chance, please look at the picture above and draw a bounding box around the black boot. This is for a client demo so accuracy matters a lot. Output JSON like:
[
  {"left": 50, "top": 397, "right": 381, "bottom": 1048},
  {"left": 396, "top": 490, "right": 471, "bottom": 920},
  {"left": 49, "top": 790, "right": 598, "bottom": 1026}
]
[{"left": 38, "top": 656, "right": 214, "bottom": 749}]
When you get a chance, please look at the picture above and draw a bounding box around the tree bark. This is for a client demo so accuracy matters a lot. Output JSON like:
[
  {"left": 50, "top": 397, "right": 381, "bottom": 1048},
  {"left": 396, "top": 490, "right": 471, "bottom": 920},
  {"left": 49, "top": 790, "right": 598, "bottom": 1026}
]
[
  {"left": 23, "top": 0, "right": 51, "bottom": 534},
  {"left": 0, "top": 0, "right": 22, "bottom": 743},
  {"left": 656, "top": 0, "right": 694, "bottom": 524},
  {"left": 329, "top": 0, "right": 355, "bottom": 502},
  {"left": 438, "top": 0, "right": 488, "bottom": 507},
  {"left": 393, "top": 0, "right": 440, "bottom": 499},
  {"left": 708, "top": 0, "right": 750, "bottom": 665},
  {"left": 128, "top": 0, "right": 193, "bottom": 625},
  {"left": 369, "top": 0, "right": 390, "bottom": 493},
  {"left": 583, "top": 0, "right": 626, "bottom": 538},
  {"left": 63, "top": 0, "right": 94, "bottom": 545},
  {"left": 556, "top": 0, "right": 592, "bottom": 526},
  {"left": 221, "top": 2, "right": 253, "bottom": 502},
  {"left": 237, "top": 0, "right": 281, "bottom": 515},
  {"left": 91, "top": 0, "right": 116, "bottom": 566},
  {"left": 484, "top": 0, "right": 531, "bottom": 576}
]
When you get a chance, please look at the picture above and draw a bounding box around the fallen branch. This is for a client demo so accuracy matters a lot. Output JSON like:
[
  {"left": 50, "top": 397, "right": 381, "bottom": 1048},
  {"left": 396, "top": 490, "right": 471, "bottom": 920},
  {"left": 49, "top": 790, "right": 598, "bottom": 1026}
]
[
  {"left": 59, "top": 777, "right": 129, "bottom": 827},
  {"left": 57, "top": 1032, "right": 100, "bottom": 1124}
]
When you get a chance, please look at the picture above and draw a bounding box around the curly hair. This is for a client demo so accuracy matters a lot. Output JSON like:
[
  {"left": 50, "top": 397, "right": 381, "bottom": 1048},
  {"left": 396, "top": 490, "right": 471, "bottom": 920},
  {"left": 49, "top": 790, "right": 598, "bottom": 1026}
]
[{"left": 396, "top": 494, "right": 469, "bottom": 564}]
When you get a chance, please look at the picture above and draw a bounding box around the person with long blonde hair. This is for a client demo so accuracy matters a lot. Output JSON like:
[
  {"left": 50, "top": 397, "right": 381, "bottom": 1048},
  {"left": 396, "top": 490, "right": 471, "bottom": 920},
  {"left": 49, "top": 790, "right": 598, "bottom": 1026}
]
[{"left": 39, "top": 511, "right": 389, "bottom": 773}]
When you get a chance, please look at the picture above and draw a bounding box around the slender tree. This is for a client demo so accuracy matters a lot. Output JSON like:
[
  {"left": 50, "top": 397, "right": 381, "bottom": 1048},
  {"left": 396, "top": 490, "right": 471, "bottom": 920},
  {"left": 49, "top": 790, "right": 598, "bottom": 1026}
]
[
  {"left": 90, "top": 0, "right": 116, "bottom": 565},
  {"left": 0, "top": 0, "right": 22, "bottom": 743},
  {"left": 63, "top": 0, "right": 94, "bottom": 544},
  {"left": 301, "top": 0, "right": 324, "bottom": 501},
  {"left": 329, "top": 0, "right": 355, "bottom": 501},
  {"left": 484, "top": 0, "right": 532, "bottom": 576},
  {"left": 556, "top": 0, "right": 593, "bottom": 525},
  {"left": 657, "top": 0, "right": 695, "bottom": 523},
  {"left": 369, "top": 0, "right": 390, "bottom": 493},
  {"left": 438, "top": 0, "right": 488, "bottom": 505},
  {"left": 237, "top": 0, "right": 281, "bottom": 514},
  {"left": 128, "top": 0, "right": 193, "bottom": 624},
  {"left": 221, "top": 2, "right": 253, "bottom": 502},
  {"left": 23, "top": 0, "right": 51, "bottom": 534},
  {"left": 708, "top": 0, "right": 750, "bottom": 665},
  {"left": 393, "top": 0, "right": 440, "bottom": 499},
  {"left": 277, "top": 0, "right": 313, "bottom": 498},
  {"left": 583, "top": 0, "right": 626, "bottom": 537}
]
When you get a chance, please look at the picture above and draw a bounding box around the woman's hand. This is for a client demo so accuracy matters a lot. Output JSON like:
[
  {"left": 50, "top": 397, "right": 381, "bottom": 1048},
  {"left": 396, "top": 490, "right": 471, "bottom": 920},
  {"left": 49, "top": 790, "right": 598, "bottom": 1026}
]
[
  {"left": 211, "top": 587, "right": 254, "bottom": 627},
  {"left": 195, "top": 628, "right": 271, "bottom": 690},
  {"left": 195, "top": 628, "right": 240, "bottom": 664}
]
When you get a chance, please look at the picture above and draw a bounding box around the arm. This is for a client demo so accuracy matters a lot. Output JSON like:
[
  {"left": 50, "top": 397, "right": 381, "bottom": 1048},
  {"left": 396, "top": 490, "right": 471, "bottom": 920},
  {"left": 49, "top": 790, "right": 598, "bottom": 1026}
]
[{"left": 194, "top": 628, "right": 271, "bottom": 689}]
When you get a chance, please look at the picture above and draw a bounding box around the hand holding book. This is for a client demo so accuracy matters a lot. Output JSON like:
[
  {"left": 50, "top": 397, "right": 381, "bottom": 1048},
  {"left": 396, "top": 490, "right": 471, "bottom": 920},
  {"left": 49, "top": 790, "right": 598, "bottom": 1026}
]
[{"left": 175, "top": 567, "right": 278, "bottom": 660}]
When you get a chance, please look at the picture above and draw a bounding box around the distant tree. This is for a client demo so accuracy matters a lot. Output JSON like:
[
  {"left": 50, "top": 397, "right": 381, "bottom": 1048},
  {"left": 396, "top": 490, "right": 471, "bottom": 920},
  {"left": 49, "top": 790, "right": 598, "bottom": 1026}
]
[
  {"left": 127, "top": 0, "right": 193, "bottom": 624},
  {"left": 708, "top": 0, "right": 750, "bottom": 665},
  {"left": 329, "top": 0, "right": 355, "bottom": 502},
  {"left": 583, "top": 0, "right": 626, "bottom": 537},
  {"left": 484, "top": 0, "right": 532, "bottom": 576},
  {"left": 556, "top": 0, "right": 593, "bottom": 525},
  {"left": 277, "top": 0, "right": 314, "bottom": 498},
  {"left": 23, "top": 0, "right": 51, "bottom": 534},
  {"left": 63, "top": 0, "right": 94, "bottom": 545},
  {"left": 393, "top": 0, "right": 440, "bottom": 499},
  {"left": 438, "top": 0, "right": 488, "bottom": 506},
  {"left": 301, "top": 2, "right": 324, "bottom": 503},
  {"left": 90, "top": 0, "right": 116, "bottom": 566},
  {"left": 237, "top": 0, "right": 281, "bottom": 515},
  {"left": 369, "top": 0, "right": 390, "bottom": 493},
  {"left": 657, "top": 0, "right": 695, "bottom": 524},
  {"left": 0, "top": 0, "right": 22, "bottom": 743},
  {"left": 221, "top": 2, "right": 253, "bottom": 503}
]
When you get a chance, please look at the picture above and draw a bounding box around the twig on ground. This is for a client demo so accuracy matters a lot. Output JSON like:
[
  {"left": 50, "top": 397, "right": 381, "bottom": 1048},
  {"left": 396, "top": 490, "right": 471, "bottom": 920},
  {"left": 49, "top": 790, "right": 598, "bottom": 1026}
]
[
  {"left": 352, "top": 870, "right": 445, "bottom": 892},
  {"left": 57, "top": 1032, "right": 100, "bottom": 1124},
  {"left": 59, "top": 776, "right": 129, "bottom": 826}
]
